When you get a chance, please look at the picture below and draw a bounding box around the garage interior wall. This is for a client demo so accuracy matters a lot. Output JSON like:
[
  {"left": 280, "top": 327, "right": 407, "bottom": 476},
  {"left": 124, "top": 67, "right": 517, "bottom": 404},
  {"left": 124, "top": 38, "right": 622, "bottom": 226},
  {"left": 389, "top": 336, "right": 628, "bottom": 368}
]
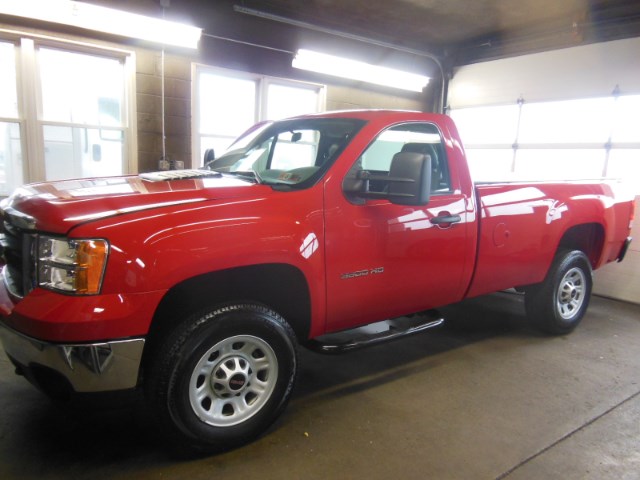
[
  {"left": 1, "top": 22, "right": 425, "bottom": 178},
  {"left": 147, "top": 56, "right": 424, "bottom": 170},
  {"left": 449, "top": 37, "right": 640, "bottom": 304}
]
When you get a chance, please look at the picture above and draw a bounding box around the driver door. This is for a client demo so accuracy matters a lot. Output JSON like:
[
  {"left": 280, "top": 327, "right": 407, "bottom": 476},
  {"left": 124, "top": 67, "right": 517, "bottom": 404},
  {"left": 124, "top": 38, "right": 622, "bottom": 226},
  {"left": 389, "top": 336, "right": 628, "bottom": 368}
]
[{"left": 324, "top": 122, "right": 472, "bottom": 332}]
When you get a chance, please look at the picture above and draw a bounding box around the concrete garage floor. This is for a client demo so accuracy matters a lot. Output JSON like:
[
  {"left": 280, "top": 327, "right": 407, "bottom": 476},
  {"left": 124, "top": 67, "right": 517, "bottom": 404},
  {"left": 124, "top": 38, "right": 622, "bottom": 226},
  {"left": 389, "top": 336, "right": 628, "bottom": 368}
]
[{"left": 1, "top": 293, "right": 639, "bottom": 479}]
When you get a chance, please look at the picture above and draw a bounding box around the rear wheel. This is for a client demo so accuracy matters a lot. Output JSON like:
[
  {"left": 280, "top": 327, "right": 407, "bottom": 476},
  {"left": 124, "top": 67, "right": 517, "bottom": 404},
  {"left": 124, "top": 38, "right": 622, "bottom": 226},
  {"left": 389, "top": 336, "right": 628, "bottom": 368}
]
[
  {"left": 145, "top": 303, "right": 298, "bottom": 453},
  {"left": 525, "top": 250, "right": 593, "bottom": 335}
]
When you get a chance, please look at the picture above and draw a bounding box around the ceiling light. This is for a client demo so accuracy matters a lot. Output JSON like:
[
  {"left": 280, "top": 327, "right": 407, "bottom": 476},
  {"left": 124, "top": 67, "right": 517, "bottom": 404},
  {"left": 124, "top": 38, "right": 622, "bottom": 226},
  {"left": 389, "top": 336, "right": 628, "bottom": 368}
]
[
  {"left": 292, "top": 49, "right": 430, "bottom": 93},
  {"left": 0, "top": 0, "right": 202, "bottom": 49}
]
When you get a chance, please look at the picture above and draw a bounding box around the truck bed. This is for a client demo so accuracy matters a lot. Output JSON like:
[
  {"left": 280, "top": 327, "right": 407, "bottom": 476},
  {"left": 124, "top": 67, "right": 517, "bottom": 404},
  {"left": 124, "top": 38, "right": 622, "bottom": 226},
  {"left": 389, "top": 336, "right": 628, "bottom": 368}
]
[{"left": 466, "top": 180, "right": 633, "bottom": 298}]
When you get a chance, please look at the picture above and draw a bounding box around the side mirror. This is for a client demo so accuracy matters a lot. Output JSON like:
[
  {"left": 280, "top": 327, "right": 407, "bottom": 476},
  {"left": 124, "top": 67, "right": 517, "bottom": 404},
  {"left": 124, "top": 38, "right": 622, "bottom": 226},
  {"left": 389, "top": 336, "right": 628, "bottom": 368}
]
[
  {"left": 345, "top": 152, "right": 431, "bottom": 206},
  {"left": 386, "top": 152, "right": 432, "bottom": 206},
  {"left": 203, "top": 148, "right": 215, "bottom": 167}
]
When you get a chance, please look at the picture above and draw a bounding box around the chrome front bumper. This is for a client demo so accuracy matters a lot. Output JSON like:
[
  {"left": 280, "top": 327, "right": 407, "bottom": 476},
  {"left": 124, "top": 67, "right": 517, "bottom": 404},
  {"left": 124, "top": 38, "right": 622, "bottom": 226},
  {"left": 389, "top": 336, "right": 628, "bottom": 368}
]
[{"left": 0, "top": 322, "right": 145, "bottom": 393}]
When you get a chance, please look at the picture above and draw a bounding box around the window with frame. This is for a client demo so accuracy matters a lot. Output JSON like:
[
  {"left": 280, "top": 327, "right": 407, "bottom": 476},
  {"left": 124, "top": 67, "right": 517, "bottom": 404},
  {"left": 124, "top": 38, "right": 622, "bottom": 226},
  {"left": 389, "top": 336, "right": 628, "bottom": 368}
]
[
  {"left": 0, "top": 41, "right": 22, "bottom": 196},
  {"left": 344, "top": 122, "right": 452, "bottom": 195},
  {"left": 195, "top": 66, "right": 325, "bottom": 167},
  {"left": 0, "top": 34, "right": 134, "bottom": 196},
  {"left": 450, "top": 95, "right": 640, "bottom": 193},
  {"left": 38, "top": 47, "right": 128, "bottom": 181}
]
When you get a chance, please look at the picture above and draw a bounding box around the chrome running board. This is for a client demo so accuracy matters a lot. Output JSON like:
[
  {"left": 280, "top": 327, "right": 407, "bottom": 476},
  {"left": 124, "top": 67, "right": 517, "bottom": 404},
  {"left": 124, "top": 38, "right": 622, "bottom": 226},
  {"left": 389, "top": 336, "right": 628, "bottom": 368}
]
[{"left": 306, "top": 311, "right": 444, "bottom": 354}]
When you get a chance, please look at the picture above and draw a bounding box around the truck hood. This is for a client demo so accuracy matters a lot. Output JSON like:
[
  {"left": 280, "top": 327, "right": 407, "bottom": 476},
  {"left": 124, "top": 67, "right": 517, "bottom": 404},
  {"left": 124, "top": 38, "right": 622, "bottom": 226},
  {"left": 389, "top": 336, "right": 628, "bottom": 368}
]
[{"left": 1, "top": 170, "right": 265, "bottom": 234}]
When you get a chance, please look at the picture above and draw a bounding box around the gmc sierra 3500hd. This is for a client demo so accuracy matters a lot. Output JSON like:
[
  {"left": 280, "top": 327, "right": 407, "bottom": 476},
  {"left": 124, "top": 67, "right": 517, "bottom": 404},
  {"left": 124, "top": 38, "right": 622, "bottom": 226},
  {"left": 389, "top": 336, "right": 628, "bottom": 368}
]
[{"left": 0, "top": 110, "right": 634, "bottom": 452}]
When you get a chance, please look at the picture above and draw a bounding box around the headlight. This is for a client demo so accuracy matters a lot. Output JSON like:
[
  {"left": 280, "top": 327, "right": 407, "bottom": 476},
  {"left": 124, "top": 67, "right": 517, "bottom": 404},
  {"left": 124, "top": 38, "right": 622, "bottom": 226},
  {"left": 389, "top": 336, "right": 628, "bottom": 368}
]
[{"left": 37, "top": 236, "right": 109, "bottom": 295}]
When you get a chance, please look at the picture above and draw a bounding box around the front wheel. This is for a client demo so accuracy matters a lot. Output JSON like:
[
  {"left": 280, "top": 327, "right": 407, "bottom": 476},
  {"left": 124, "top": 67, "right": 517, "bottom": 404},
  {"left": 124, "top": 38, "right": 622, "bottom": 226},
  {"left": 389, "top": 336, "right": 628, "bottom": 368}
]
[
  {"left": 145, "top": 303, "right": 298, "bottom": 453},
  {"left": 525, "top": 250, "right": 593, "bottom": 335}
]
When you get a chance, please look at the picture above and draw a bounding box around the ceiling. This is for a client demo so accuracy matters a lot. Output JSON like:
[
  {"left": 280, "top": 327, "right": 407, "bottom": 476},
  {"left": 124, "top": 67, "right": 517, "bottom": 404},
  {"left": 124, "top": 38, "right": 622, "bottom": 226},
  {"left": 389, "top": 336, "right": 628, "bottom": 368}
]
[
  {"left": 238, "top": 0, "right": 597, "bottom": 45},
  {"left": 3, "top": 0, "right": 639, "bottom": 83},
  {"left": 228, "top": 0, "right": 640, "bottom": 63},
  {"left": 73, "top": 0, "right": 640, "bottom": 67}
]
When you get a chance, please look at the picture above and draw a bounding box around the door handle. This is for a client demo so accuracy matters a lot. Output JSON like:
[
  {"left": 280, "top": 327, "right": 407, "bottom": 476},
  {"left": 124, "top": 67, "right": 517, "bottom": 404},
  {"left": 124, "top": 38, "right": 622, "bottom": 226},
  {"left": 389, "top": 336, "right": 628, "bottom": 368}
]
[{"left": 431, "top": 213, "right": 462, "bottom": 226}]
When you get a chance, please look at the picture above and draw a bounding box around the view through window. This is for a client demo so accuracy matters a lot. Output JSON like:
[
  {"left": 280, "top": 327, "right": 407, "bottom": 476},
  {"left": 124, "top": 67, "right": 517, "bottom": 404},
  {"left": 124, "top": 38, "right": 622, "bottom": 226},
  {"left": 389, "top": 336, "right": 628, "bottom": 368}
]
[
  {"left": 195, "top": 67, "right": 324, "bottom": 167},
  {"left": 450, "top": 95, "right": 640, "bottom": 192},
  {"left": 0, "top": 41, "right": 22, "bottom": 196},
  {"left": 0, "top": 36, "right": 133, "bottom": 196},
  {"left": 39, "top": 48, "right": 126, "bottom": 181}
]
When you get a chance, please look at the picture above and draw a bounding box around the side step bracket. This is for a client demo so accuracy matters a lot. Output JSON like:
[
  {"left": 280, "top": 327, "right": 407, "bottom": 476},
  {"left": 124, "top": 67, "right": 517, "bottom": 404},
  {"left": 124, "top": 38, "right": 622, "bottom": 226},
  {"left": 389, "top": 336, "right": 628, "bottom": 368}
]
[{"left": 306, "top": 311, "right": 444, "bottom": 354}]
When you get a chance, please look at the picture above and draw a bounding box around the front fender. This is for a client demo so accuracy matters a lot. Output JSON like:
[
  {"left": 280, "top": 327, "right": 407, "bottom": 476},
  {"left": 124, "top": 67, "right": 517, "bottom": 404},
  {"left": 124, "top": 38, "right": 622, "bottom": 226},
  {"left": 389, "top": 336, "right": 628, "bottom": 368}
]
[{"left": 70, "top": 188, "right": 327, "bottom": 336}]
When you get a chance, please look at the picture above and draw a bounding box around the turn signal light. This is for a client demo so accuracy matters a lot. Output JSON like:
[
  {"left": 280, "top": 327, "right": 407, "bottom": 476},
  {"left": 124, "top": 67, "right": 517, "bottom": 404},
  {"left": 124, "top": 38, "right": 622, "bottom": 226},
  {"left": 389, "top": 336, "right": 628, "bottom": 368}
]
[{"left": 38, "top": 236, "right": 109, "bottom": 295}]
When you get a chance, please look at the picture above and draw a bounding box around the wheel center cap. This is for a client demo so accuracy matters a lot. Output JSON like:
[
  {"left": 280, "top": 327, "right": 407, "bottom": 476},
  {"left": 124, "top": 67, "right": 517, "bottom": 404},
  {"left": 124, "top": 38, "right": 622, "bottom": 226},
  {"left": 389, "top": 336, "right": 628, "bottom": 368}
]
[
  {"left": 229, "top": 373, "right": 247, "bottom": 391},
  {"left": 210, "top": 356, "right": 252, "bottom": 398},
  {"left": 561, "top": 284, "right": 577, "bottom": 303}
]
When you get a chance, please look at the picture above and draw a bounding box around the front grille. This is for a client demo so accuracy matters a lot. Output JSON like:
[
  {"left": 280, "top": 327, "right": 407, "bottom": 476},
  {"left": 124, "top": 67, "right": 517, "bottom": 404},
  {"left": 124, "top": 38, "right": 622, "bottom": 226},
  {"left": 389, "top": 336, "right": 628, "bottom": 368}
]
[{"left": 0, "top": 211, "right": 37, "bottom": 299}]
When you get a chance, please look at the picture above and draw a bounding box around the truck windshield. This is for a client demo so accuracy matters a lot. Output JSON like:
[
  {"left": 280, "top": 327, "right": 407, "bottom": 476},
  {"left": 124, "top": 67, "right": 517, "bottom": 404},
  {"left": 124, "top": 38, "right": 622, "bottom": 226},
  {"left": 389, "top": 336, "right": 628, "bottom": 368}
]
[{"left": 204, "top": 117, "right": 366, "bottom": 187}]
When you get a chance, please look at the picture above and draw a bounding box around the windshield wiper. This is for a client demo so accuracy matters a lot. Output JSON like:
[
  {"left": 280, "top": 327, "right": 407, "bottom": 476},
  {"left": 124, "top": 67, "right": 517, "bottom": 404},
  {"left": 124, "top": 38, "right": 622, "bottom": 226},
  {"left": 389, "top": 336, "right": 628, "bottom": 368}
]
[
  {"left": 252, "top": 168, "right": 265, "bottom": 184},
  {"left": 221, "top": 170, "right": 261, "bottom": 184}
]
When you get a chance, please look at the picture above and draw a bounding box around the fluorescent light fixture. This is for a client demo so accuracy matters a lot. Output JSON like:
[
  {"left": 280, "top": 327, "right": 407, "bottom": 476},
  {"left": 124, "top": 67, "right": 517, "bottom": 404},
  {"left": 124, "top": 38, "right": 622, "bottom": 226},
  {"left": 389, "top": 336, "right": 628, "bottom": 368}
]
[
  {"left": 0, "top": 0, "right": 202, "bottom": 49},
  {"left": 292, "top": 49, "right": 430, "bottom": 92}
]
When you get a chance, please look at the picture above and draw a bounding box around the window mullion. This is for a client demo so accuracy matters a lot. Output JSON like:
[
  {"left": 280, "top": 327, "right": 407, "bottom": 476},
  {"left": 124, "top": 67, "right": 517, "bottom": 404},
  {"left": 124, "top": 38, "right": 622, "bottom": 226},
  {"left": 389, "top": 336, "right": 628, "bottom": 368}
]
[
  {"left": 18, "top": 38, "right": 45, "bottom": 183},
  {"left": 257, "top": 77, "right": 267, "bottom": 123},
  {"left": 511, "top": 96, "right": 524, "bottom": 174},
  {"left": 39, "top": 120, "right": 126, "bottom": 131},
  {"left": 123, "top": 52, "right": 136, "bottom": 174}
]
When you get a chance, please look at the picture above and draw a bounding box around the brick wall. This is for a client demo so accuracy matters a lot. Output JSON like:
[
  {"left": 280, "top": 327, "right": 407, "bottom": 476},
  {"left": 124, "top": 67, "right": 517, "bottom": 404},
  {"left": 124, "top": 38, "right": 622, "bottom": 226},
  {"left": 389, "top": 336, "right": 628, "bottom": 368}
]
[
  {"left": 135, "top": 50, "right": 192, "bottom": 172},
  {"left": 327, "top": 85, "right": 424, "bottom": 111}
]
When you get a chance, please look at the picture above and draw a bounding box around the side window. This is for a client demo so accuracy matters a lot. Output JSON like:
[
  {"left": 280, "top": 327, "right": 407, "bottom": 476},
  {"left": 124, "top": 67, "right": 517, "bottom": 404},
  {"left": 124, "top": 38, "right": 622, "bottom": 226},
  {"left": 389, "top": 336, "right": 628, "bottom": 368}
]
[{"left": 344, "top": 122, "right": 451, "bottom": 195}]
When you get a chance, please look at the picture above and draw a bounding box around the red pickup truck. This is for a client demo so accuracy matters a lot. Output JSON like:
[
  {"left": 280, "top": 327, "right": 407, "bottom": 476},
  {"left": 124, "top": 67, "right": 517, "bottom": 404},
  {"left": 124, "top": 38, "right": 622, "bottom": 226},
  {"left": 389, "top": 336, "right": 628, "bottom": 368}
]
[{"left": 0, "top": 110, "right": 634, "bottom": 452}]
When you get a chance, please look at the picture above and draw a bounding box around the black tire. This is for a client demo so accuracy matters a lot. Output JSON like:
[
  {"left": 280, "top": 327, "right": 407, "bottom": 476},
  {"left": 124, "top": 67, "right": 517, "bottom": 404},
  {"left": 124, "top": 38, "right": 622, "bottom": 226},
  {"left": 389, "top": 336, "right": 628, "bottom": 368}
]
[
  {"left": 525, "top": 250, "right": 593, "bottom": 335},
  {"left": 145, "top": 303, "right": 298, "bottom": 453}
]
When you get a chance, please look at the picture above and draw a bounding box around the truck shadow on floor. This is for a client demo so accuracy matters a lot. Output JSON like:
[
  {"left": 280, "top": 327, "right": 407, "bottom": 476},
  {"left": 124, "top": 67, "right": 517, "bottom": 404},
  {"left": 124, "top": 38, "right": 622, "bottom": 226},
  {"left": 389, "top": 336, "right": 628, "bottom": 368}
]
[
  {"left": 292, "top": 291, "right": 538, "bottom": 403},
  {"left": 0, "top": 389, "right": 172, "bottom": 476},
  {"left": 0, "top": 292, "right": 537, "bottom": 472}
]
